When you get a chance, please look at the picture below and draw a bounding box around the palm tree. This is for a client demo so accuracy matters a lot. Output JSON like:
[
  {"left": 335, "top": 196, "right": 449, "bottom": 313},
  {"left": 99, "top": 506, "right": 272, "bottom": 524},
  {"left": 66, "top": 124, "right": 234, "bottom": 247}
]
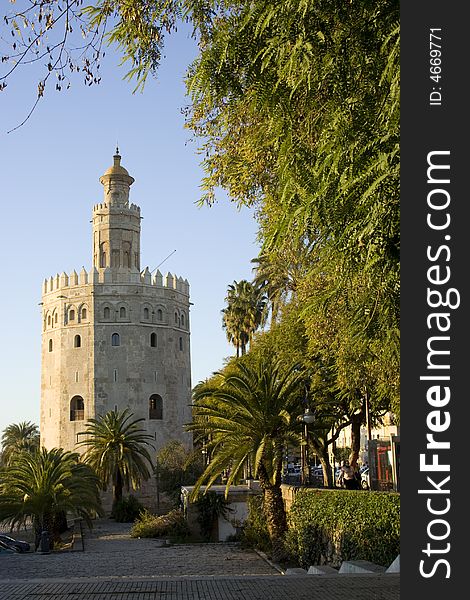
[
  {"left": 0, "top": 447, "right": 102, "bottom": 549},
  {"left": 78, "top": 408, "right": 155, "bottom": 508},
  {"left": 189, "top": 358, "right": 305, "bottom": 560},
  {"left": 1, "top": 421, "right": 40, "bottom": 466},
  {"left": 222, "top": 280, "right": 266, "bottom": 356}
]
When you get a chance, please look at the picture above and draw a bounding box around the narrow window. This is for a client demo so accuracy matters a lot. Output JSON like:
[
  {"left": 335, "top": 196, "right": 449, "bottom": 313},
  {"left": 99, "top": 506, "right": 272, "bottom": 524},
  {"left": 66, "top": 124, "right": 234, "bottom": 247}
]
[
  {"left": 120, "top": 307, "right": 126, "bottom": 319},
  {"left": 175, "top": 312, "right": 178, "bottom": 324},
  {"left": 154, "top": 371, "right": 157, "bottom": 382},
  {"left": 149, "top": 394, "right": 163, "bottom": 420},
  {"left": 74, "top": 334, "right": 81, "bottom": 348},
  {"left": 48, "top": 339, "right": 53, "bottom": 352},
  {"left": 100, "top": 243, "right": 107, "bottom": 268},
  {"left": 181, "top": 313, "right": 185, "bottom": 327},
  {"left": 150, "top": 333, "right": 157, "bottom": 348},
  {"left": 111, "top": 333, "right": 120, "bottom": 346},
  {"left": 104, "top": 306, "right": 110, "bottom": 319},
  {"left": 114, "top": 369, "right": 118, "bottom": 382},
  {"left": 47, "top": 315, "right": 51, "bottom": 326},
  {"left": 69, "top": 309, "right": 75, "bottom": 321},
  {"left": 179, "top": 337, "right": 183, "bottom": 351},
  {"left": 144, "top": 307, "right": 149, "bottom": 320},
  {"left": 70, "top": 396, "right": 85, "bottom": 421},
  {"left": 81, "top": 308, "right": 87, "bottom": 320},
  {"left": 157, "top": 309, "right": 163, "bottom": 321},
  {"left": 75, "top": 371, "right": 79, "bottom": 383},
  {"left": 55, "top": 313, "right": 58, "bottom": 324}
]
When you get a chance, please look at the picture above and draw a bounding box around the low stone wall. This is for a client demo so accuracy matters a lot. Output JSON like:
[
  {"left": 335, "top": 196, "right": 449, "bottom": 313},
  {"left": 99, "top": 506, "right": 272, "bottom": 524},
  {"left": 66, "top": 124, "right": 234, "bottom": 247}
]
[{"left": 281, "top": 484, "right": 302, "bottom": 513}]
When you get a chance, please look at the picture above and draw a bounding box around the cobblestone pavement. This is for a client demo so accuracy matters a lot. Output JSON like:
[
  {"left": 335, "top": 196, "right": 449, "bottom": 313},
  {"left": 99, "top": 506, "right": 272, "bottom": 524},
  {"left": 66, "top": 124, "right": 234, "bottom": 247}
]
[{"left": 0, "top": 520, "right": 400, "bottom": 599}]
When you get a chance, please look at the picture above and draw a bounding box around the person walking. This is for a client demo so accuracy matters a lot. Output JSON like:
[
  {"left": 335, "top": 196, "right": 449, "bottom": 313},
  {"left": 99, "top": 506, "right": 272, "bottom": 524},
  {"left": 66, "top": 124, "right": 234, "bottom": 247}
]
[{"left": 338, "top": 460, "right": 357, "bottom": 490}]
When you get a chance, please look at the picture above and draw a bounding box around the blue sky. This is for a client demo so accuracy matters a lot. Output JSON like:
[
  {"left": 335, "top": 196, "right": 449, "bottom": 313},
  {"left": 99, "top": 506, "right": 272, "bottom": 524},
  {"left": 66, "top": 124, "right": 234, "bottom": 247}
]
[{"left": 0, "top": 21, "right": 260, "bottom": 436}]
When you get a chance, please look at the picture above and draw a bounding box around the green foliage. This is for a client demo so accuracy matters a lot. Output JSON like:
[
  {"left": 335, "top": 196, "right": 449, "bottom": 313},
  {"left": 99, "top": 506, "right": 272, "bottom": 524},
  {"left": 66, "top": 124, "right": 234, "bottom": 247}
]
[
  {"left": 130, "top": 509, "right": 190, "bottom": 540},
  {"left": 194, "top": 491, "right": 232, "bottom": 541},
  {"left": 334, "top": 447, "right": 352, "bottom": 465},
  {"left": 112, "top": 495, "right": 145, "bottom": 523},
  {"left": 156, "top": 440, "right": 204, "bottom": 506},
  {"left": 240, "top": 494, "right": 271, "bottom": 553},
  {"left": 78, "top": 408, "right": 155, "bottom": 506},
  {"left": 286, "top": 489, "right": 400, "bottom": 568}
]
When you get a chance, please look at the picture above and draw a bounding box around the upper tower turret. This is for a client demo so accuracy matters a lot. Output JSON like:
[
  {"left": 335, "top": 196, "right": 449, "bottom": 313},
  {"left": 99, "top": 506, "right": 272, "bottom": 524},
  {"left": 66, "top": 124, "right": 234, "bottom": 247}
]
[{"left": 92, "top": 150, "right": 141, "bottom": 272}]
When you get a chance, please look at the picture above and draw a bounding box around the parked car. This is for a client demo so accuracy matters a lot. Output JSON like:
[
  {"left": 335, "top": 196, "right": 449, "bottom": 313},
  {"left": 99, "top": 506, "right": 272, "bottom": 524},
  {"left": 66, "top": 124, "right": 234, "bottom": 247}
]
[
  {"left": 0, "top": 540, "right": 17, "bottom": 554},
  {"left": 0, "top": 534, "right": 30, "bottom": 553}
]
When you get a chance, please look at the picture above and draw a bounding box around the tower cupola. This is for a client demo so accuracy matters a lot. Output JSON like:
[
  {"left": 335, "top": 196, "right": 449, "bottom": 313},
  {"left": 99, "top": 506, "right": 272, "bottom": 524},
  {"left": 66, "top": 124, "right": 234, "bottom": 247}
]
[{"left": 99, "top": 148, "right": 135, "bottom": 207}]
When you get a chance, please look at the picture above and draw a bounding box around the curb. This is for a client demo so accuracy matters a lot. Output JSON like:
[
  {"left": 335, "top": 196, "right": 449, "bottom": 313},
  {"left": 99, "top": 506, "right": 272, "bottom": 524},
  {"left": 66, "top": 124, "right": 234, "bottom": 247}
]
[{"left": 253, "top": 549, "right": 285, "bottom": 574}]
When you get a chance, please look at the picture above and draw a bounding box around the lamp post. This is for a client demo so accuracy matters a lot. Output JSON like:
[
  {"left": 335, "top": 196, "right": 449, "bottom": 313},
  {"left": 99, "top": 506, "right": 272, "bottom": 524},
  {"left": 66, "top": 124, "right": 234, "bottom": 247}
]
[{"left": 301, "top": 408, "right": 315, "bottom": 486}]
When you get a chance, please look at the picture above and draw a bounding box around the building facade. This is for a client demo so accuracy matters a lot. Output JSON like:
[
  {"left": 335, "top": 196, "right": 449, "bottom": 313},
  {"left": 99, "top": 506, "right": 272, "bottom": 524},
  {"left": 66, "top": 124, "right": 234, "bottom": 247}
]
[{"left": 40, "top": 151, "right": 192, "bottom": 470}]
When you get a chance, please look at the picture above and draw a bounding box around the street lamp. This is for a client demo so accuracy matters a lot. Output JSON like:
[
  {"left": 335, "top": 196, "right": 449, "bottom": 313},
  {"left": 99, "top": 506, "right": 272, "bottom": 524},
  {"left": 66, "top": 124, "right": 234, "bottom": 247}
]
[{"left": 301, "top": 408, "right": 315, "bottom": 486}]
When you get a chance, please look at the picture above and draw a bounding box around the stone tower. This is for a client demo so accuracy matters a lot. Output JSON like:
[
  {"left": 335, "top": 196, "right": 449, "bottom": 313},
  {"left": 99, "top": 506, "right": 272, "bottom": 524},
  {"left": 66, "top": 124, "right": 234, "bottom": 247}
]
[{"left": 40, "top": 151, "right": 192, "bottom": 472}]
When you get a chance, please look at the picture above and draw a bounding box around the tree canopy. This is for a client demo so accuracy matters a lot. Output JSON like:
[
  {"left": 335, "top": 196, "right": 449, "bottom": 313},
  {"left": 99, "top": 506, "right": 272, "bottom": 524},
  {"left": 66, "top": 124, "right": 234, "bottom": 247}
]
[{"left": 1, "top": 421, "right": 40, "bottom": 466}]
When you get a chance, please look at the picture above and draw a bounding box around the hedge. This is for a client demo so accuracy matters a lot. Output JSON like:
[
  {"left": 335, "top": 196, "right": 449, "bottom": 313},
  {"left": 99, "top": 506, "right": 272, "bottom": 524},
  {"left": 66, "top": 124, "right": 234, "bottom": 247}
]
[
  {"left": 286, "top": 489, "right": 400, "bottom": 568},
  {"left": 240, "top": 495, "right": 271, "bottom": 553}
]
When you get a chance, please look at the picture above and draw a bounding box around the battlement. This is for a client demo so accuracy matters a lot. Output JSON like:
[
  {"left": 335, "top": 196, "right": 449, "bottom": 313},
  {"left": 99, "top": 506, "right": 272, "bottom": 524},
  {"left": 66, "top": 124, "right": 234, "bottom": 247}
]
[
  {"left": 42, "top": 267, "right": 190, "bottom": 297},
  {"left": 92, "top": 202, "right": 141, "bottom": 214}
]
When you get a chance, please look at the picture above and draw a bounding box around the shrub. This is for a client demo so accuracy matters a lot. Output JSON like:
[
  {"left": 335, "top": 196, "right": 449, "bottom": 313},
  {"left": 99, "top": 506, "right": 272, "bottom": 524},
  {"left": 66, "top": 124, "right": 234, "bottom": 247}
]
[
  {"left": 240, "top": 494, "right": 271, "bottom": 553},
  {"left": 286, "top": 489, "right": 400, "bottom": 568},
  {"left": 130, "top": 509, "right": 190, "bottom": 540},
  {"left": 193, "top": 491, "right": 232, "bottom": 541},
  {"left": 112, "top": 495, "right": 144, "bottom": 522}
]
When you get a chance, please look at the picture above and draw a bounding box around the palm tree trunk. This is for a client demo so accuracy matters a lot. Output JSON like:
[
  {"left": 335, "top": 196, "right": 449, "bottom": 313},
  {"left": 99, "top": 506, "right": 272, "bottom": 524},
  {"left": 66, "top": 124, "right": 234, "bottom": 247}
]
[
  {"left": 113, "top": 469, "right": 123, "bottom": 506},
  {"left": 318, "top": 452, "right": 334, "bottom": 488},
  {"left": 258, "top": 467, "right": 287, "bottom": 561}
]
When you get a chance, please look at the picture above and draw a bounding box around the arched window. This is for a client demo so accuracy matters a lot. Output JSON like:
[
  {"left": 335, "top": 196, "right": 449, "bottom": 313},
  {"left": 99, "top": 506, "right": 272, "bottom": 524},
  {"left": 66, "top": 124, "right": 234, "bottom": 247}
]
[
  {"left": 144, "top": 307, "right": 149, "bottom": 320},
  {"left": 104, "top": 306, "right": 110, "bottom": 319},
  {"left": 120, "top": 307, "right": 126, "bottom": 319},
  {"left": 48, "top": 339, "right": 53, "bottom": 352},
  {"left": 74, "top": 334, "right": 81, "bottom": 348},
  {"left": 47, "top": 315, "right": 51, "bottom": 326},
  {"left": 150, "top": 333, "right": 157, "bottom": 348},
  {"left": 111, "top": 333, "right": 120, "bottom": 346},
  {"left": 181, "top": 313, "right": 185, "bottom": 327},
  {"left": 69, "top": 309, "right": 75, "bottom": 321},
  {"left": 54, "top": 313, "right": 58, "bottom": 324},
  {"left": 175, "top": 312, "right": 178, "bottom": 324},
  {"left": 70, "top": 396, "right": 84, "bottom": 421},
  {"left": 157, "top": 309, "right": 163, "bottom": 321},
  {"left": 179, "top": 337, "right": 183, "bottom": 351},
  {"left": 81, "top": 308, "right": 87, "bottom": 320},
  {"left": 149, "top": 394, "right": 163, "bottom": 420}
]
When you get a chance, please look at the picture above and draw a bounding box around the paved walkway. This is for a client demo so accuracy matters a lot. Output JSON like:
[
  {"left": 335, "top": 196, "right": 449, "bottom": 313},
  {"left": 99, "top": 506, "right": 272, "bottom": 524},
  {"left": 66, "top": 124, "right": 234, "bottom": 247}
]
[{"left": 0, "top": 519, "right": 399, "bottom": 599}]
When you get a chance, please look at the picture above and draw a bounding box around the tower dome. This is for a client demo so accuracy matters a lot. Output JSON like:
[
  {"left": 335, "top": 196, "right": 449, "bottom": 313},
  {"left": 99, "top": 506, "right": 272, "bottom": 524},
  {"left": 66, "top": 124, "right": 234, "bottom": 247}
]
[{"left": 99, "top": 148, "right": 134, "bottom": 206}]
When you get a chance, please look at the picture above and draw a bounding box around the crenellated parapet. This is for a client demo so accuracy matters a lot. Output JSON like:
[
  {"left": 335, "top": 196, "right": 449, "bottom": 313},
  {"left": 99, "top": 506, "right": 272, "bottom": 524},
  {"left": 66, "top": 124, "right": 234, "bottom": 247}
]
[
  {"left": 92, "top": 202, "right": 141, "bottom": 215},
  {"left": 42, "top": 266, "right": 190, "bottom": 297}
]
